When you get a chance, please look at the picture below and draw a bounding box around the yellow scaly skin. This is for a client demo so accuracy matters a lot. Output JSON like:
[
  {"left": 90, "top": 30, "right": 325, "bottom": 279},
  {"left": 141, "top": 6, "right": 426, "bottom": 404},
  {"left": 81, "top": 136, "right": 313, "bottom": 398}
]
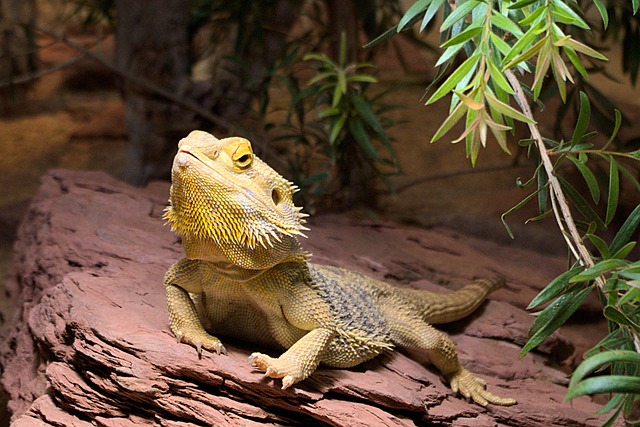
[{"left": 163, "top": 130, "right": 516, "bottom": 406}]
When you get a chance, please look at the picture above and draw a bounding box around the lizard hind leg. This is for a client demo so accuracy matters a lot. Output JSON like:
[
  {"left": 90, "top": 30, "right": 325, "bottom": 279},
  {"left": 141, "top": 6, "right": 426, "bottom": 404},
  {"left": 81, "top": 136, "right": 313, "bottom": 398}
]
[{"left": 381, "top": 299, "right": 516, "bottom": 406}]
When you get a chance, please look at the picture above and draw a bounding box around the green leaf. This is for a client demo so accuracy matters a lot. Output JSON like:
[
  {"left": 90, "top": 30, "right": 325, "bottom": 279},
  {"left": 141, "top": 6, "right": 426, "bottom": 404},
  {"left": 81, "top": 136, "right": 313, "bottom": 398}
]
[
  {"left": 318, "top": 107, "right": 341, "bottom": 118},
  {"left": 550, "top": 0, "right": 589, "bottom": 29},
  {"left": 567, "top": 156, "right": 600, "bottom": 203},
  {"left": 586, "top": 233, "right": 610, "bottom": 258},
  {"left": 557, "top": 175, "right": 606, "bottom": 230},
  {"left": 350, "top": 94, "right": 388, "bottom": 141},
  {"left": 568, "top": 376, "right": 640, "bottom": 401},
  {"left": 441, "top": 0, "right": 480, "bottom": 32},
  {"left": 519, "top": 6, "right": 547, "bottom": 26},
  {"left": 329, "top": 115, "right": 347, "bottom": 144},
  {"left": 592, "top": 0, "right": 609, "bottom": 28},
  {"left": 634, "top": 0, "right": 639, "bottom": 14},
  {"left": 532, "top": 39, "right": 552, "bottom": 99},
  {"left": 528, "top": 265, "right": 583, "bottom": 309},
  {"left": 426, "top": 54, "right": 481, "bottom": 105},
  {"left": 571, "top": 91, "right": 590, "bottom": 146},
  {"left": 609, "top": 205, "right": 640, "bottom": 253},
  {"left": 604, "top": 109, "right": 623, "bottom": 149},
  {"left": 604, "top": 306, "right": 640, "bottom": 329},
  {"left": 436, "top": 42, "right": 467, "bottom": 67},
  {"left": 564, "top": 38, "right": 608, "bottom": 61},
  {"left": 491, "top": 11, "right": 524, "bottom": 37},
  {"left": 568, "top": 350, "right": 640, "bottom": 400},
  {"left": 431, "top": 102, "right": 468, "bottom": 142},
  {"left": 617, "top": 162, "right": 640, "bottom": 192},
  {"left": 485, "top": 91, "right": 536, "bottom": 123},
  {"left": 421, "top": 0, "right": 445, "bottom": 31},
  {"left": 570, "top": 259, "right": 629, "bottom": 282},
  {"left": 502, "top": 23, "right": 546, "bottom": 68},
  {"left": 490, "top": 32, "right": 512, "bottom": 57},
  {"left": 508, "top": 0, "right": 538, "bottom": 9},
  {"left": 399, "top": 0, "right": 431, "bottom": 32},
  {"left": 349, "top": 118, "right": 381, "bottom": 161},
  {"left": 520, "top": 286, "right": 592, "bottom": 356},
  {"left": 562, "top": 46, "right": 588, "bottom": 78},
  {"left": 441, "top": 25, "right": 483, "bottom": 48},
  {"left": 487, "top": 59, "right": 514, "bottom": 94},
  {"left": 348, "top": 75, "right": 378, "bottom": 84},
  {"left": 612, "top": 241, "right": 636, "bottom": 260},
  {"left": 605, "top": 158, "right": 619, "bottom": 225}
]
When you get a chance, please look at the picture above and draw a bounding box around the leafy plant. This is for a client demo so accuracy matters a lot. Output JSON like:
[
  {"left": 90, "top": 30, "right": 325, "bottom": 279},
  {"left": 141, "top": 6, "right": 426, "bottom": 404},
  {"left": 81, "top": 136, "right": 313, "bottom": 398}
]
[
  {"left": 265, "top": 34, "right": 402, "bottom": 210},
  {"left": 370, "top": 0, "right": 640, "bottom": 423}
]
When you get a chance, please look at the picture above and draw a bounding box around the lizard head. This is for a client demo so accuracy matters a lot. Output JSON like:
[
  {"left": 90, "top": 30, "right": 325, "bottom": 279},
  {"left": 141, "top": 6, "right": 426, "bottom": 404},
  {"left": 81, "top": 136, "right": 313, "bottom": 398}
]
[{"left": 164, "top": 130, "right": 308, "bottom": 269}]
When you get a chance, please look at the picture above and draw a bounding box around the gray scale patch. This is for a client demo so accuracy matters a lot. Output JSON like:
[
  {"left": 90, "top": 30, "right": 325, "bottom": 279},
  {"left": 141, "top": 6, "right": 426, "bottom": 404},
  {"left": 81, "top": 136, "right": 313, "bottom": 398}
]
[{"left": 306, "top": 265, "right": 390, "bottom": 343}]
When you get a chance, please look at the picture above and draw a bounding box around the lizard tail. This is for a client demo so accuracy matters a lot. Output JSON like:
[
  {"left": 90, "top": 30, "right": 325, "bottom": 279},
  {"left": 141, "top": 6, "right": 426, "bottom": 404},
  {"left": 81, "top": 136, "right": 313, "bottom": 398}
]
[{"left": 398, "top": 277, "right": 504, "bottom": 324}]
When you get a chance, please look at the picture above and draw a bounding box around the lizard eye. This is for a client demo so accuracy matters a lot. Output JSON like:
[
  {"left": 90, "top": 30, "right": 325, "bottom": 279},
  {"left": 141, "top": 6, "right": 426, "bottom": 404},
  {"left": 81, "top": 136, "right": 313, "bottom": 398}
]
[{"left": 233, "top": 148, "right": 253, "bottom": 169}]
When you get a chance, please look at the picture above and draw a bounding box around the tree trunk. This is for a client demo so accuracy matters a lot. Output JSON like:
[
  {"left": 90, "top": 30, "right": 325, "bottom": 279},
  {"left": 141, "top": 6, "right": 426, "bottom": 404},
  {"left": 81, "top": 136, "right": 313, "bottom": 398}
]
[
  {"left": 115, "top": 0, "right": 196, "bottom": 185},
  {"left": 326, "top": 0, "right": 359, "bottom": 63},
  {"left": 0, "top": 0, "right": 36, "bottom": 115}
]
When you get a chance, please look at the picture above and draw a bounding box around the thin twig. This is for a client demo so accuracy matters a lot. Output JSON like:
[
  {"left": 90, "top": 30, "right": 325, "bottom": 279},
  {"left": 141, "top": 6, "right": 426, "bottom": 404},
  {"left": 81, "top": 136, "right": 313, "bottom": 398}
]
[
  {"left": 504, "top": 69, "right": 604, "bottom": 288},
  {"left": 392, "top": 162, "right": 528, "bottom": 194},
  {"left": 34, "top": 29, "right": 233, "bottom": 131}
]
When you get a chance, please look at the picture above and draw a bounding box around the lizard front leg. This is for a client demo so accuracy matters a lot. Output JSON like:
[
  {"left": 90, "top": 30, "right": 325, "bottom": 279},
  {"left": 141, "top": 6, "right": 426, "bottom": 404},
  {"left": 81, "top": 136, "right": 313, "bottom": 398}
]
[
  {"left": 249, "top": 327, "right": 335, "bottom": 389},
  {"left": 384, "top": 307, "right": 516, "bottom": 406},
  {"left": 165, "top": 258, "right": 226, "bottom": 355}
]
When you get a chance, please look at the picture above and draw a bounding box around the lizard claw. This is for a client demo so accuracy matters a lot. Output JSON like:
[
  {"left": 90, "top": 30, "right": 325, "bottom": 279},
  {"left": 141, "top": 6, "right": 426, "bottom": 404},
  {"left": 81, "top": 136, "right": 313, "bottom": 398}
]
[
  {"left": 172, "top": 329, "right": 226, "bottom": 357},
  {"left": 248, "top": 352, "right": 302, "bottom": 390},
  {"left": 446, "top": 368, "right": 516, "bottom": 407}
]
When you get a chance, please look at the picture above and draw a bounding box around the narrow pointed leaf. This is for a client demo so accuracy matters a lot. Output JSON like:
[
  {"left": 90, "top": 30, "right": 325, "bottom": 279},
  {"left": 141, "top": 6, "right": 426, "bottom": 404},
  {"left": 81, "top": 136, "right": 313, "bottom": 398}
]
[
  {"left": 485, "top": 91, "right": 536, "bottom": 123},
  {"left": 551, "top": 0, "right": 589, "bottom": 29},
  {"left": 502, "top": 22, "right": 545, "bottom": 67},
  {"left": 604, "top": 306, "right": 640, "bottom": 329},
  {"left": 586, "top": 233, "right": 610, "bottom": 258},
  {"left": 487, "top": 59, "right": 514, "bottom": 94},
  {"left": 491, "top": 11, "right": 524, "bottom": 37},
  {"left": 519, "top": 6, "right": 547, "bottom": 26},
  {"left": 564, "top": 38, "right": 608, "bottom": 61},
  {"left": 432, "top": 102, "right": 469, "bottom": 142},
  {"left": 520, "top": 286, "right": 592, "bottom": 356},
  {"left": 441, "top": 0, "right": 480, "bottom": 31},
  {"left": 557, "top": 175, "right": 606, "bottom": 229},
  {"left": 399, "top": 0, "right": 431, "bottom": 31},
  {"left": 421, "top": 0, "right": 445, "bottom": 31},
  {"left": 610, "top": 205, "right": 640, "bottom": 254},
  {"left": 569, "top": 259, "right": 629, "bottom": 282},
  {"left": 442, "top": 25, "right": 483, "bottom": 48},
  {"left": 571, "top": 91, "right": 591, "bottom": 146},
  {"left": 349, "top": 119, "right": 381, "bottom": 160},
  {"left": 528, "top": 264, "right": 583, "bottom": 309},
  {"left": 605, "top": 159, "right": 619, "bottom": 225},
  {"left": 592, "top": 0, "right": 609, "bottom": 28},
  {"left": 567, "top": 156, "right": 600, "bottom": 203},
  {"left": 426, "top": 54, "right": 481, "bottom": 105},
  {"left": 567, "top": 376, "right": 640, "bottom": 401}
]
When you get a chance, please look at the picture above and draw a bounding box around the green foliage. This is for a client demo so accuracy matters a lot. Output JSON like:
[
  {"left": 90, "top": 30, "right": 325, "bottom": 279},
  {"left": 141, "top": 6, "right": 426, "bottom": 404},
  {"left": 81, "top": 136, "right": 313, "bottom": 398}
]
[
  {"left": 265, "top": 34, "right": 401, "bottom": 209},
  {"left": 375, "top": 0, "right": 640, "bottom": 423}
]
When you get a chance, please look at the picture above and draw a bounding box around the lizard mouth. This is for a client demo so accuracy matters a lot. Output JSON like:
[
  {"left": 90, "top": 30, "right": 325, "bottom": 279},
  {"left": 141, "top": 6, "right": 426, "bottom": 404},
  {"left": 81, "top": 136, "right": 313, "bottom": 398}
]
[{"left": 174, "top": 149, "right": 201, "bottom": 168}]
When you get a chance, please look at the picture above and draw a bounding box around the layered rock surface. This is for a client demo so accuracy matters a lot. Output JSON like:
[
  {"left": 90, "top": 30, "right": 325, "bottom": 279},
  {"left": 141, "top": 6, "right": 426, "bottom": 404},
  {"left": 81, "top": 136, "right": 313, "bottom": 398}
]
[{"left": 1, "top": 170, "right": 615, "bottom": 426}]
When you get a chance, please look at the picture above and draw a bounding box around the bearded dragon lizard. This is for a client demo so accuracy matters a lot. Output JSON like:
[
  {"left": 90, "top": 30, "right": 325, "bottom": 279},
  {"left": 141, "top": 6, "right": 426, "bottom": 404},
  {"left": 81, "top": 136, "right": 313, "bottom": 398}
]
[{"left": 163, "top": 130, "right": 516, "bottom": 406}]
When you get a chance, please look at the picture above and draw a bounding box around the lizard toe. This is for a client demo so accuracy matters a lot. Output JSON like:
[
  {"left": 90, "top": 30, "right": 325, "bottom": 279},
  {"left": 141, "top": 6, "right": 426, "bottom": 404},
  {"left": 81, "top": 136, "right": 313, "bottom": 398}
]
[{"left": 446, "top": 368, "right": 516, "bottom": 407}]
